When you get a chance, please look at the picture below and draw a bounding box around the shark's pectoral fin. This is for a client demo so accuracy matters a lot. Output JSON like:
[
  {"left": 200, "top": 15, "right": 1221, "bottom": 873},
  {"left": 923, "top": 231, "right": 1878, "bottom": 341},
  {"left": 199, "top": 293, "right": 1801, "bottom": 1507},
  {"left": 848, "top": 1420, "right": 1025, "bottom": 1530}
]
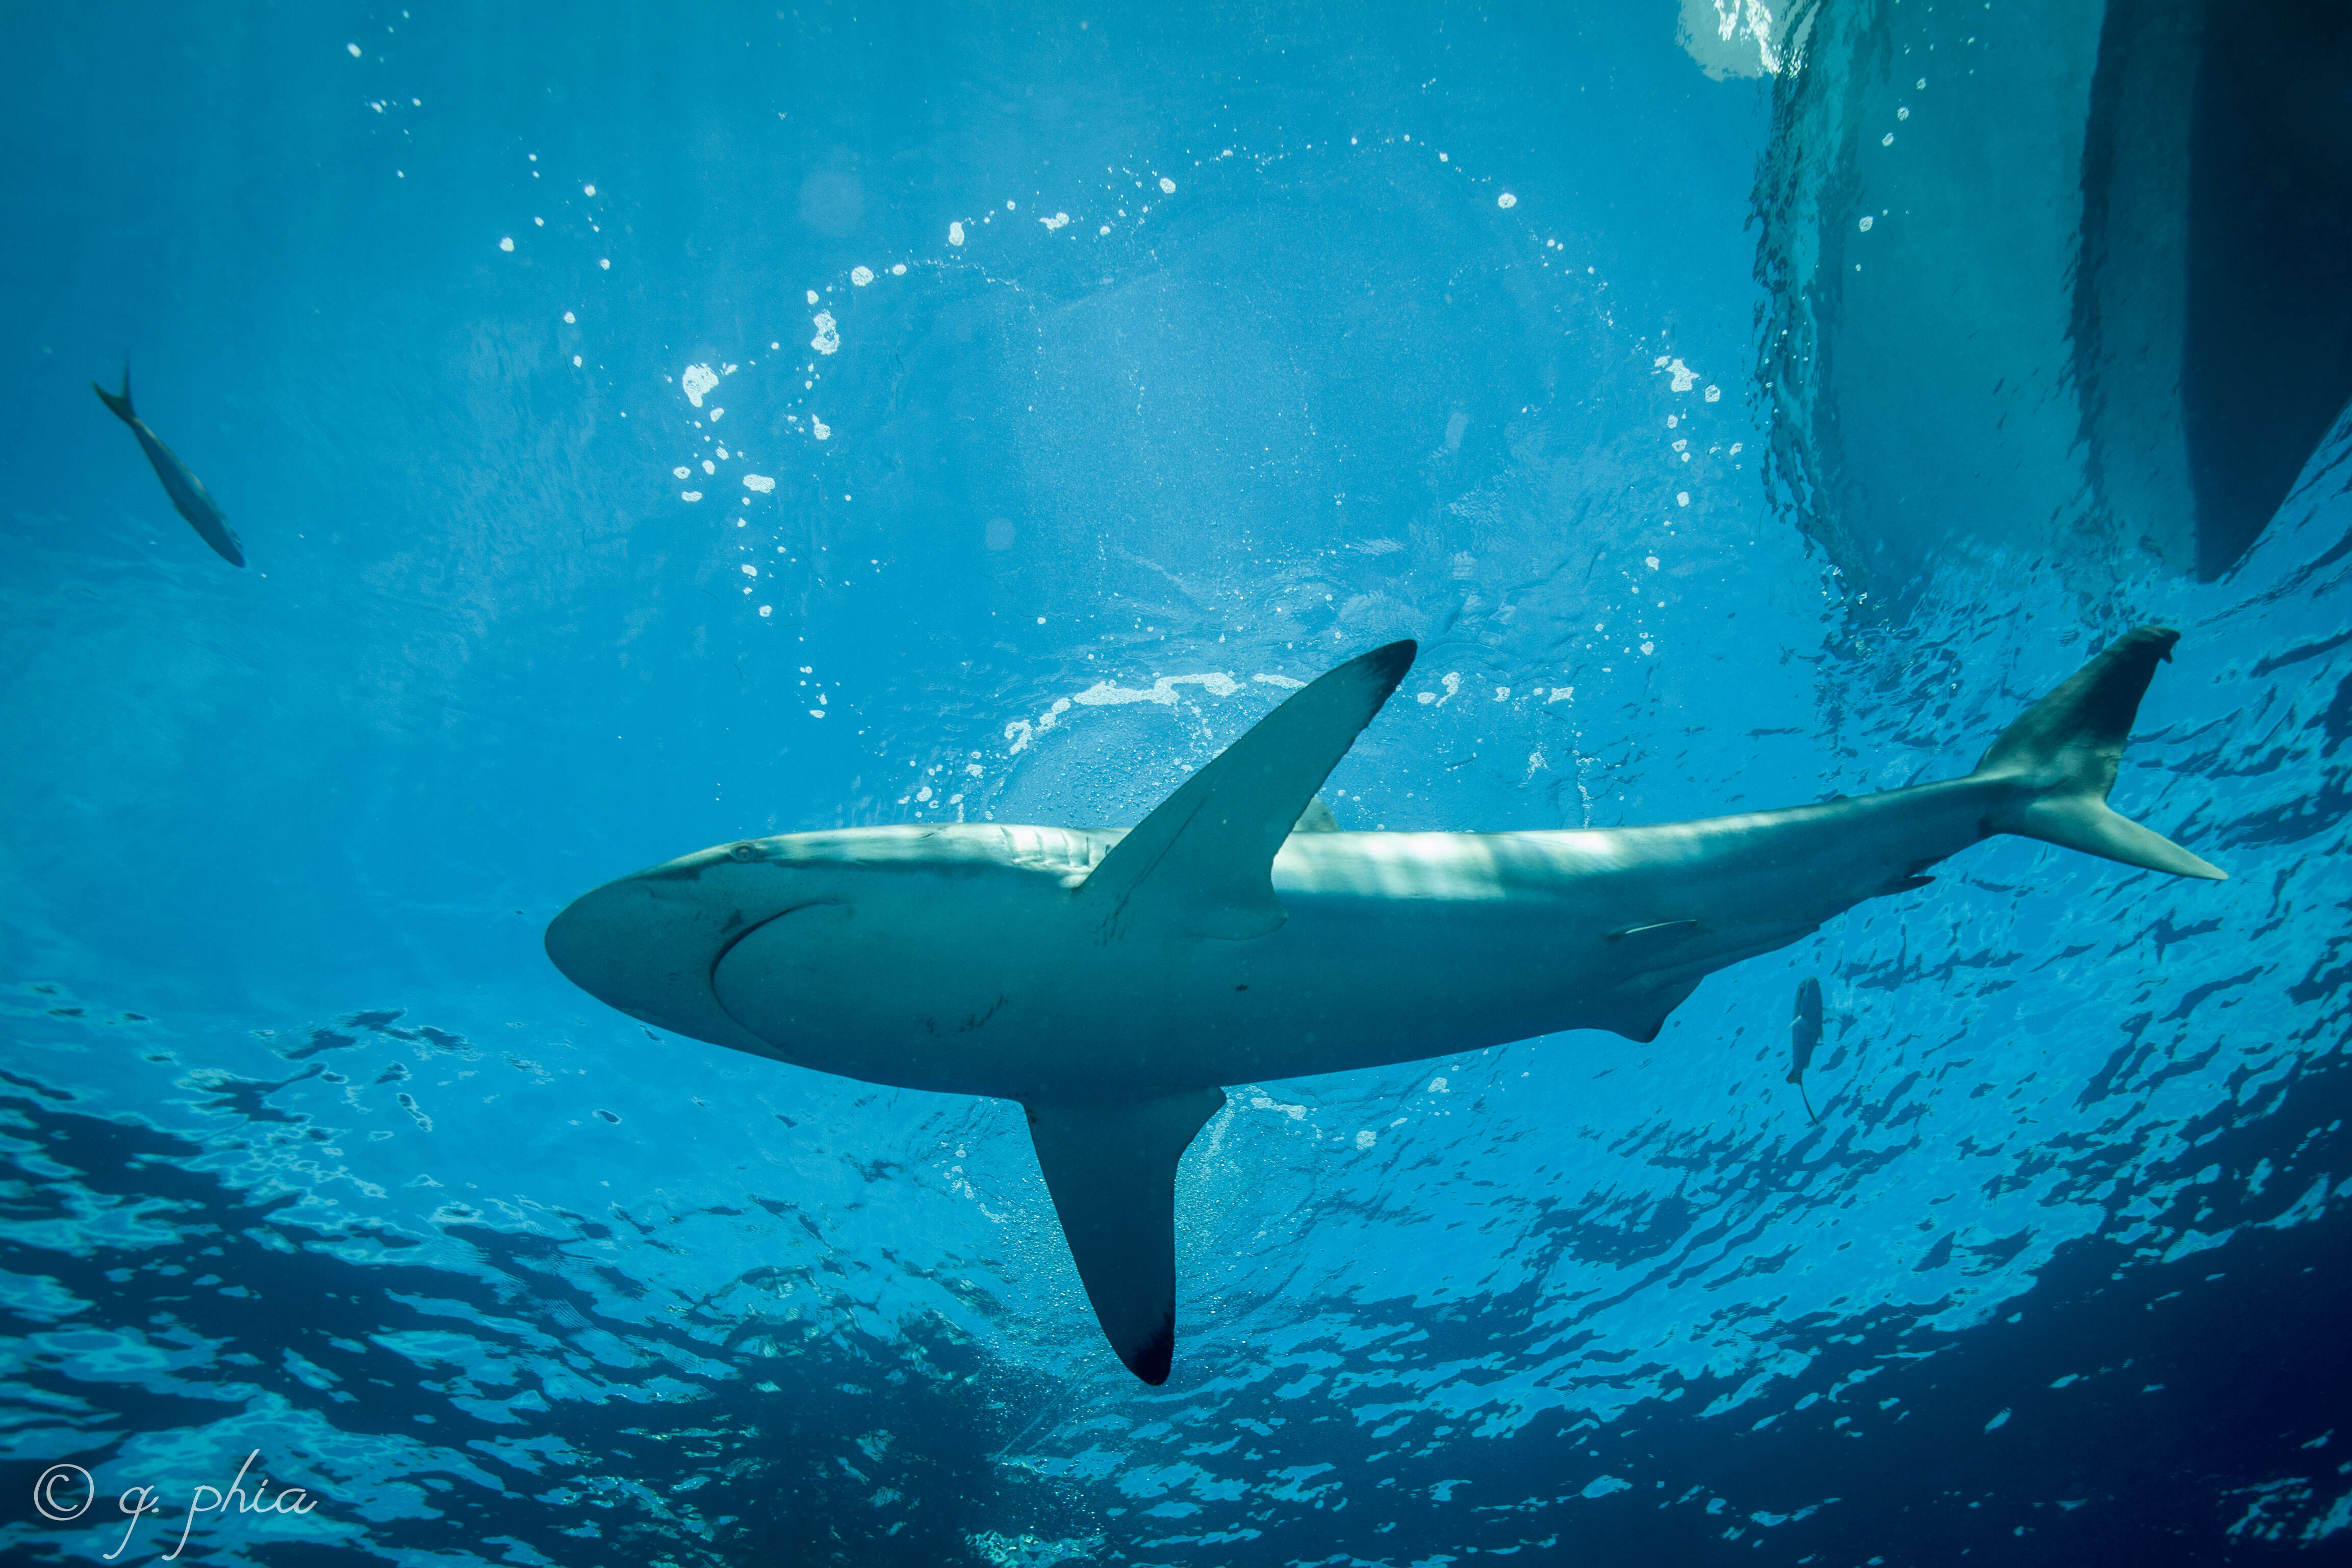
[
  {"left": 1022, "top": 1086, "right": 1227, "bottom": 1385},
  {"left": 1077, "top": 642, "right": 1415, "bottom": 940}
]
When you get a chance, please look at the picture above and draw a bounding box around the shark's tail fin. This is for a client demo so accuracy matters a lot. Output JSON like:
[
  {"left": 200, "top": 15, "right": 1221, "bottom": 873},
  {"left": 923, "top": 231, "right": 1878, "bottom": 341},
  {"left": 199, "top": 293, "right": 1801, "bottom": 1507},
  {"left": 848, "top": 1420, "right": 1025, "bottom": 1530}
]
[
  {"left": 92, "top": 362, "right": 134, "bottom": 424},
  {"left": 1971, "top": 626, "right": 2225, "bottom": 881}
]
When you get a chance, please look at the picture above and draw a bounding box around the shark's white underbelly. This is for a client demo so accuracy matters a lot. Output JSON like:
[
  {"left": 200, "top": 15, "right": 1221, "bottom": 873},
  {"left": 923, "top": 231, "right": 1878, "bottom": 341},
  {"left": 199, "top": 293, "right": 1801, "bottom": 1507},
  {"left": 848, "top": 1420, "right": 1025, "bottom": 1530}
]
[
  {"left": 710, "top": 888, "right": 1609, "bottom": 1095},
  {"left": 562, "top": 782, "right": 2003, "bottom": 1099}
]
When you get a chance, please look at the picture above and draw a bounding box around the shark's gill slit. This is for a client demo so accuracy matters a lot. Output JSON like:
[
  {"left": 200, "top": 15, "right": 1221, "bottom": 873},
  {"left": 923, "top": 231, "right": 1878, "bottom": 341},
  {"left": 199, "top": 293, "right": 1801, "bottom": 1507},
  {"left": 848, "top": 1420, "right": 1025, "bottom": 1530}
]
[{"left": 706, "top": 899, "right": 827, "bottom": 987}]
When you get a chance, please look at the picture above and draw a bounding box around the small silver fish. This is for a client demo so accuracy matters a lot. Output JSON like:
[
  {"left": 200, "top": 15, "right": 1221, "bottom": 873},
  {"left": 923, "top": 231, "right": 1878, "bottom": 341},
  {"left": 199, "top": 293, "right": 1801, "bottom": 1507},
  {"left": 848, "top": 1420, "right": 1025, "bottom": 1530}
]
[
  {"left": 94, "top": 363, "right": 244, "bottom": 567},
  {"left": 1788, "top": 975, "right": 1824, "bottom": 1121}
]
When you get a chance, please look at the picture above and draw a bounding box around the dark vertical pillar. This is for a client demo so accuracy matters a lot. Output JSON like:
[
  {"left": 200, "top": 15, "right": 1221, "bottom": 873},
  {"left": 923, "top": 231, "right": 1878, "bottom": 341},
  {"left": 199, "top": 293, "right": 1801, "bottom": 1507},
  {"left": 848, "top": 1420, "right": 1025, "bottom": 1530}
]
[{"left": 2181, "top": 0, "right": 2352, "bottom": 578}]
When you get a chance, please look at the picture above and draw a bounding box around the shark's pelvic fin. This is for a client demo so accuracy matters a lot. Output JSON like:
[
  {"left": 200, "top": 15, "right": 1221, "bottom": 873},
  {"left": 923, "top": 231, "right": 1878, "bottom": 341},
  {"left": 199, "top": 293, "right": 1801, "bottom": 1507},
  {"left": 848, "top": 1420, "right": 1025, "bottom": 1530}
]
[
  {"left": 1079, "top": 640, "right": 1416, "bottom": 939},
  {"left": 1973, "top": 626, "right": 2225, "bottom": 880},
  {"left": 1022, "top": 1087, "right": 1228, "bottom": 1385},
  {"left": 1605, "top": 921, "right": 1819, "bottom": 1042}
]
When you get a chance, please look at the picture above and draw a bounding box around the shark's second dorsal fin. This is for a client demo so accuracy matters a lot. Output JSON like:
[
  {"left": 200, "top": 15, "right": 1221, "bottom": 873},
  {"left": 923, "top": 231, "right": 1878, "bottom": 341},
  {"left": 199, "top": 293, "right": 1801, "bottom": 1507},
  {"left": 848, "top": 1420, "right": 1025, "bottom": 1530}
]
[
  {"left": 1024, "top": 1088, "right": 1228, "bottom": 1385},
  {"left": 1078, "top": 641, "right": 1415, "bottom": 940},
  {"left": 1292, "top": 797, "right": 1340, "bottom": 833}
]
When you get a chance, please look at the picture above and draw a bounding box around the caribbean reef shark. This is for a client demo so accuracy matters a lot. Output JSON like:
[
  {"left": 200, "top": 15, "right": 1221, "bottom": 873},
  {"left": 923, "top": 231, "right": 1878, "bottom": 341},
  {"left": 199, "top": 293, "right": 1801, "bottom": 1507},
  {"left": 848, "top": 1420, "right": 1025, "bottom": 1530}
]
[
  {"left": 94, "top": 364, "right": 244, "bottom": 567},
  {"left": 547, "top": 627, "right": 2221, "bottom": 1384}
]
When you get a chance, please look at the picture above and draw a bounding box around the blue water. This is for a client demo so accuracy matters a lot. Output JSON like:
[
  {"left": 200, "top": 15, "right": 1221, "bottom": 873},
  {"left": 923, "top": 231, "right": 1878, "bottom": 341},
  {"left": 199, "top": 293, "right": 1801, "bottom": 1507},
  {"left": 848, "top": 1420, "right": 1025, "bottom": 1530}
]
[{"left": 6, "top": 4, "right": 2350, "bottom": 1564}]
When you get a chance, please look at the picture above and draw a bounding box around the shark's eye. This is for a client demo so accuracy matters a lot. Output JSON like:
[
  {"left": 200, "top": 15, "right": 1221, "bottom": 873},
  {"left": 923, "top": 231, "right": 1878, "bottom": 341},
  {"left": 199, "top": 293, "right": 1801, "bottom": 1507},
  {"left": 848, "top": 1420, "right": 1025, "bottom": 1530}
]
[{"left": 729, "top": 843, "right": 758, "bottom": 862}]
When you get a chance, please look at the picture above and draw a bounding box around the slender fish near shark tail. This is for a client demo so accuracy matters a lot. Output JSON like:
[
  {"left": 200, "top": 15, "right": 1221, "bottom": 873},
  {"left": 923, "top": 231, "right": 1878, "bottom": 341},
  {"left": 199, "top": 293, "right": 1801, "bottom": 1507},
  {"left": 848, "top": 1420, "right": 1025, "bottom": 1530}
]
[
  {"left": 1788, "top": 975, "right": 1824, "bottom": 1123},
  {"left": 93, "top": 362, "right": 244, "bottom": 567},
  {"left": 546, "top": 625, "right": 2224, "bottom": 1384}
]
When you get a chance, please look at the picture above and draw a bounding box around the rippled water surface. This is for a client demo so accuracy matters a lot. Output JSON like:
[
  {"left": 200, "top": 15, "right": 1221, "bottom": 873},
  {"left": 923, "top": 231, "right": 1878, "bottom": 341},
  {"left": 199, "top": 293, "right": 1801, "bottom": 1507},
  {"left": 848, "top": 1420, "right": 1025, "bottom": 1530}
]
[{"left": 5, "top": 4, "right": 2350, "bottom": 1564}]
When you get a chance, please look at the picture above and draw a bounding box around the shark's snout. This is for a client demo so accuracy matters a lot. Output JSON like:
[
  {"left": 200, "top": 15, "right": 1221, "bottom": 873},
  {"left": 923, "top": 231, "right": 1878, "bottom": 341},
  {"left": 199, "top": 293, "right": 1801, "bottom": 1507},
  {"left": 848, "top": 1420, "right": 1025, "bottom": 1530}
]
[{"left": 543, "top": 852, "right": 822, "bottom": 1058}]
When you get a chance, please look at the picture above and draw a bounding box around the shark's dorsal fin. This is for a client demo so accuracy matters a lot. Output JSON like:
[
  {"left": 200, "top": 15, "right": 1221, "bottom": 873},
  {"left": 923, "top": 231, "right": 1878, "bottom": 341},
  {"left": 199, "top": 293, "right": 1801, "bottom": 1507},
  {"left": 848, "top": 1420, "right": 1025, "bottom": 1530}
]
[
  {"left": 1023, "top": 1087, "right": 1227, "bottom": 1385},
  {"left": 1078, "top": 641, "right": 1415, "bottom": 940}
]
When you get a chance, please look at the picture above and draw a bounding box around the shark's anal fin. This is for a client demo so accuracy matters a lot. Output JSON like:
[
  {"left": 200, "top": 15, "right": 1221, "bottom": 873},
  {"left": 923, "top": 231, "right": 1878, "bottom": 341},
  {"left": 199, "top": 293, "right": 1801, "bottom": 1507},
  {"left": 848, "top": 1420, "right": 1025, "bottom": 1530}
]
[
  {"left": 1022, "top": 1086, "right": 1226, "bottom": 1385},
  {"left": 1078, "top": 641, "right": 1415, "bottom": 940}
]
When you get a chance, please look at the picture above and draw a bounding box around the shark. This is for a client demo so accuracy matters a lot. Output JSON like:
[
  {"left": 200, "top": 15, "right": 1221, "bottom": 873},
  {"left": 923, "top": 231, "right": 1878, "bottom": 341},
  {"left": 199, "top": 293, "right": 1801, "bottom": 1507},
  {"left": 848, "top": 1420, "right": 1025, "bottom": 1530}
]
[
  {"left": 546, "top": 626, "right": 2222, "bottom": 1384},
  {"left": 94, "top": 363, "right": 244, "bottom": 567}
]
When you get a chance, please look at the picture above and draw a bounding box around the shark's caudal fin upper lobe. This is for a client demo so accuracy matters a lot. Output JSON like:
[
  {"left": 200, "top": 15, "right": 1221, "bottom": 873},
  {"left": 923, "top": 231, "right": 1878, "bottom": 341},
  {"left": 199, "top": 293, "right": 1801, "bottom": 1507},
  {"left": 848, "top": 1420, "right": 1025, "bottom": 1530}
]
[{"left": 1972, "top": 626, "right": 2223, "bottom": 880}]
